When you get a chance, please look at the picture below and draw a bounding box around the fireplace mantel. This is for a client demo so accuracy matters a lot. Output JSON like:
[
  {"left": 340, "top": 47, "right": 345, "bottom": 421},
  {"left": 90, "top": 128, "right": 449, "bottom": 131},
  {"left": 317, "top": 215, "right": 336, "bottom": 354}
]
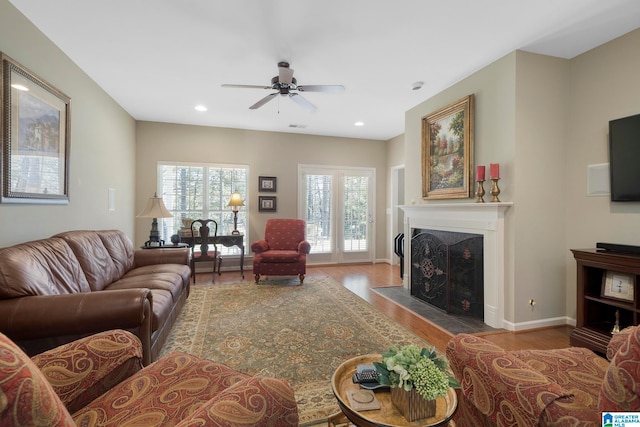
[{"left": 400, "top": 202, "right": 513, "bottom": 329}]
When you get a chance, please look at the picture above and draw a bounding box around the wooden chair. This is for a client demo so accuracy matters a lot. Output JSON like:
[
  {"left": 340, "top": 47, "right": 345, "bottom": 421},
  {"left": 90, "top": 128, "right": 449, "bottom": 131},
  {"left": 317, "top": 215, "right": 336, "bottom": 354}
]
[{"left": 190, "top": 219, "right": 222, "bottom": 283}]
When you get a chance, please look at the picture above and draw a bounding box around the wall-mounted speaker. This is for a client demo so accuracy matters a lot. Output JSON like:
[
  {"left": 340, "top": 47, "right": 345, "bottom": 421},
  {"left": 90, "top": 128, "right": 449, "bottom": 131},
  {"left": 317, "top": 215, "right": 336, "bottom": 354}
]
[{"left": 586, "top": 163, "right": 610, "bottom": 197}]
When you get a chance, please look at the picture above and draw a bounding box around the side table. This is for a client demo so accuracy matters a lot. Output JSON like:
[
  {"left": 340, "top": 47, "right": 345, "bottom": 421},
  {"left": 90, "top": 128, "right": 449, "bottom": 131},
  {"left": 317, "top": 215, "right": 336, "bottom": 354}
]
[{"left": 330, "top": 354, "right": 457, "bottom": 427}]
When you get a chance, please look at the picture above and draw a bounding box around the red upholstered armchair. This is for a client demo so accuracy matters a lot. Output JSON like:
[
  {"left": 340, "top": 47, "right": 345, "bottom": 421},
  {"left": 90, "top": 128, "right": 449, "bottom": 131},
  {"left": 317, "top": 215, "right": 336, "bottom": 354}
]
[
  {"left": 0, "top": 329, "right": 298, "bottom": 426},
  {"left": 251, "top": 218, "right": 311, "bottom": 284}
]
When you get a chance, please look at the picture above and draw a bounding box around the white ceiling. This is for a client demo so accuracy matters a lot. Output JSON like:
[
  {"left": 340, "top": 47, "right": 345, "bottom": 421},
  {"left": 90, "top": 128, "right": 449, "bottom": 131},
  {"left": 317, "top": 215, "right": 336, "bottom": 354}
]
[{"left": 9, "top": 0, "right": 640, "bottom": 141}]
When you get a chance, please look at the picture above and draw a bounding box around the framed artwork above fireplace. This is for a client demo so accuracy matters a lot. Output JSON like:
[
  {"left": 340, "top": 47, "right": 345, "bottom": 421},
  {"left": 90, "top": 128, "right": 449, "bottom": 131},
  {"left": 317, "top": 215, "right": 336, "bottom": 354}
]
[{"left": 421, "top": 94, "right": 474, "bottom": 200}]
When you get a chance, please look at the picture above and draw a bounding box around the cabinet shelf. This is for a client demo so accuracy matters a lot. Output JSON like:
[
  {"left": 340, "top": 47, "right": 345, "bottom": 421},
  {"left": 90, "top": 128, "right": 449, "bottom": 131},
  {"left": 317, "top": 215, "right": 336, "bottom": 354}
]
[
  {"left": 571, "top": 248, "right": 640, "bottom": 355},
  {"left": 583, "top": 295, "right": 637, "bottom": 312}
]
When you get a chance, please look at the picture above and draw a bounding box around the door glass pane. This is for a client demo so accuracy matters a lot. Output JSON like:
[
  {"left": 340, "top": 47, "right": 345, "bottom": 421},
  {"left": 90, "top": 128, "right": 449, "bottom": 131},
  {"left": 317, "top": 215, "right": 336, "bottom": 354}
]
[
  {"left": 305, "top": 174, "right": 332, "bottom": 253},
  {"left": 343, "top": 175, "right": 369, "bottom": 252}
]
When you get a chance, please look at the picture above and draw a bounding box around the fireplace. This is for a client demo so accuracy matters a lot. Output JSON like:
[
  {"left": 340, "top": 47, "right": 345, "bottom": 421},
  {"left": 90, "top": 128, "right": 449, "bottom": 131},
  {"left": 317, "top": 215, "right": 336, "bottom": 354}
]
[
  {"left": 400, "top": 203, "right": 512, "bottom": 329},
  {"left": 411, "top": 229, "right": 484, "bottom": 319}
]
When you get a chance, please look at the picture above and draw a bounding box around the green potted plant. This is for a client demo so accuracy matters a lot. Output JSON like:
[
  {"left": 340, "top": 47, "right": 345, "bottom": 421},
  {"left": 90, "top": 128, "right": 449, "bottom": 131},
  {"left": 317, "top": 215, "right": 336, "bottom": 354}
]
[{"left": 374, "top": 344, "right": 460, "bottom": 421}]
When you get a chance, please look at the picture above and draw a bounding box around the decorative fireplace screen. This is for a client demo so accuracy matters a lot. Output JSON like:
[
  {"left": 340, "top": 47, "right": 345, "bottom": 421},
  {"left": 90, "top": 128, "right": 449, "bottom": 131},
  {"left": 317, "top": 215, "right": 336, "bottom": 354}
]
[{"left": 411, "top": 229, "right": 484, "bottom": 319}]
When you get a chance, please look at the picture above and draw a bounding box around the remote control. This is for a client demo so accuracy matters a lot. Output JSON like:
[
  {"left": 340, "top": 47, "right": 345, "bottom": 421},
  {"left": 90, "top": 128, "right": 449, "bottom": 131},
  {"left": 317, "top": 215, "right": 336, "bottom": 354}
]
[{"left": 352, "top": 369, "right": 380, "bottom": 384}]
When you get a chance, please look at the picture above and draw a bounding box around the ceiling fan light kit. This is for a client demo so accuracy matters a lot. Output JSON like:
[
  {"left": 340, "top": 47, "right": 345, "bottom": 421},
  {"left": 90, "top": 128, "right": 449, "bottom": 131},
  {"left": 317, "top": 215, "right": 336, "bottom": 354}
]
[{"left": 222, "top": 61, "right": 344, "bottom": 112}]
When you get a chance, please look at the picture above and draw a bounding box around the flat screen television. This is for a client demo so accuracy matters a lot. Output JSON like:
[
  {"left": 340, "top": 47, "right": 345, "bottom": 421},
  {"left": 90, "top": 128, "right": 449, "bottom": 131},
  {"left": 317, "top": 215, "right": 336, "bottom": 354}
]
[{"left": 609, "top": 113, "right": 640, "bottom": 201}]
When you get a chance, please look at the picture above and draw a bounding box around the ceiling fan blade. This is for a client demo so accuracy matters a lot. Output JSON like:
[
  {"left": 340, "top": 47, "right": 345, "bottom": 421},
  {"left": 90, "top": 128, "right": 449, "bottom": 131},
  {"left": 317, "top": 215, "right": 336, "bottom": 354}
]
[
  {"left": 289, "top": 93, "right": 317, "bottom": 112},
  {"left": 279, "top": 66, "right": 294, "bottom": 85},
  {"left": 297, "top": 85, "right": 345, "bottom": 93},
  {"left": 249, "top": 93, "right": 278, "bottom": 109},
  {"left": 222, "top": 84, "right": 271, "bottom": 89}
]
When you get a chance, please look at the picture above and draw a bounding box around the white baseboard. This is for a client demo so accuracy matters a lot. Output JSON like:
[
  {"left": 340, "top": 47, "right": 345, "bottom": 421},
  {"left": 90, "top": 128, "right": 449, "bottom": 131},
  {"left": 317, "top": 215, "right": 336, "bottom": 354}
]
[{"left": 501, "top": 316, "right": 576, "bottom": 332}]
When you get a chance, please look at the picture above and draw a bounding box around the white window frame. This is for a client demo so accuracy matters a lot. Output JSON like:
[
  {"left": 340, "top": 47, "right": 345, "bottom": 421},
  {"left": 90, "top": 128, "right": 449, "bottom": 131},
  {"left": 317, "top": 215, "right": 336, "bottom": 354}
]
[{"left": 157, "top": 161, "right": 249, "bottom": 256}]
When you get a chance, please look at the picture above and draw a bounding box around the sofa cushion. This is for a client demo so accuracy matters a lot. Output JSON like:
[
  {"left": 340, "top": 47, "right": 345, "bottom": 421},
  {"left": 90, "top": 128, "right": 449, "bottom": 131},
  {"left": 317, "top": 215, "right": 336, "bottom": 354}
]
[
  {"left": 72, "top": 351, "right": 251, "bottom": 425},
  {"left": 512, "top": 347, "right": 607, "bottom": 425},
  {"left": 96, "top": 230, "right": 136, "bottom": 276},
  {"left": 447, "top": 334, "right": 574, "bottom": 427},
  {"left": 110, "top": 270, "right": 186, "bottom": 302},
  {"left": 178, "top": 376, "right": 299, "bottom": 426},
  {"left": 55, "top": 230, "right": 123, "bottom": 291},
  {"left": 257, "top": 249, "right": 301, "bottom": 263},
  {"left": 264, "top": 219, "right": 306, "bottom": 251},
  {"left": 0, "top": 237, "right": 90, "bottom": 298},
  {"left": 0, "top": 332, "right": 74, "bottom": 426}
]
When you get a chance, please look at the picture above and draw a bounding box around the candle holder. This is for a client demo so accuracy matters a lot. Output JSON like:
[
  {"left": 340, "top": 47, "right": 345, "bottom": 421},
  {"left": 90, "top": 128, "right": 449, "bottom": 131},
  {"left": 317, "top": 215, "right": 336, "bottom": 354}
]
[
  {"left": 475, "top": 180, "right": 485, "bottom": 203},
  {"left": 490, "top": 178, "right": 501, "bottom": 202},
  {"left": 611, "top": 309, "right": 621, "bottom": 334}
]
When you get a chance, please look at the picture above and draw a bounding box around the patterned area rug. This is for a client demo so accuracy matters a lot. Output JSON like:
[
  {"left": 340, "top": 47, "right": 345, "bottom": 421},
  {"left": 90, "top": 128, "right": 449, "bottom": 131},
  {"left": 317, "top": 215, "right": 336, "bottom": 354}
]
[{"left": 160, "top": 276, "right": 433, "bottom": 425}]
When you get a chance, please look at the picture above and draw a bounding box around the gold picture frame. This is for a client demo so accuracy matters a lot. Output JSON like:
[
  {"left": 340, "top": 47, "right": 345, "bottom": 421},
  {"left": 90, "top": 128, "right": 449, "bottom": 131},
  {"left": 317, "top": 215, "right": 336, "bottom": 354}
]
[
  {"left": 422, "top": 95, "right": 474, "bottom": 200},
  {"left": 1, "top": 53, "right": 71, "bottom": 204},
  {"left": 602, "top": 270, "right": 635, "bottom": 302}
]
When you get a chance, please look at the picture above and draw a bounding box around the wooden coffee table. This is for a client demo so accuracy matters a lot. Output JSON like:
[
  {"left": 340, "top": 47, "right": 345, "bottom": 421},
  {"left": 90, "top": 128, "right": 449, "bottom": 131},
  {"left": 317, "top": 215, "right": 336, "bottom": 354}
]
[{"left": 330, "top": 354, "right": 457, "bottom": 427}]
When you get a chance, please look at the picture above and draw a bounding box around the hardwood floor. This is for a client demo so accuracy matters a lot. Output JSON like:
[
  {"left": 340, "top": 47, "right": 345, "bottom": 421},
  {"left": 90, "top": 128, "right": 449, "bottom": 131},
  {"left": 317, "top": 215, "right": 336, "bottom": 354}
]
[{"left": 197, "top": 262, "right": 572, "bottom": 352}]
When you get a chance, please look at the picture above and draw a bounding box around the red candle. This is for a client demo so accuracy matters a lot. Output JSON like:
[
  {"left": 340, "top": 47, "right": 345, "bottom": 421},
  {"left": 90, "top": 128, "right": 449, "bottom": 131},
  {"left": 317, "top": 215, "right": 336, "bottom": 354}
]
[
  {"left": 476, "top": 165, "right": 485, "bottom": 181},
  {"left": 490, "top": 163, "right": 500, "bottom": 179}
]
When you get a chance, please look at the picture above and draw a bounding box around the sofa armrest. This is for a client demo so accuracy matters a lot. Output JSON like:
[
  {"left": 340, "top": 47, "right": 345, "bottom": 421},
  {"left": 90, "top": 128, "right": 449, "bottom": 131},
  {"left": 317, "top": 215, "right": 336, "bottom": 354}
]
[
  {"left": 31, "top": 329, "right": 143, "bottom": 413},
  {"left": 176, "top": 376, "right": 299, "bottom": 427},
  {"left": 133, "top": 247, "right": 189, "bottom": 268},
  {"left": 0, "top": 289, "right": 153, "bottom": 364},
  {"left": 0, "top": 289, "right": 152, "bottom": 339},
  {"left": 251, "top": 240, "right": 269, "bottom": 254},
  {"left": 446, "top": 334, "right": 573, "bottom": 427},
  {"left": 298, "top": 240, "right": 311, "bottom": 254}
]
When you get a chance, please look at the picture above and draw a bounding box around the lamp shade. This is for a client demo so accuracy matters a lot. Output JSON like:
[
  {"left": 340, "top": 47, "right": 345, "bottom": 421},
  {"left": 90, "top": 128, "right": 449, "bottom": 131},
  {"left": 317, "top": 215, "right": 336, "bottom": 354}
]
[
  {"left": 227, "top": 192, "right": 245, "bottom": 207},
  {"left": 137, "top": 193, "right": 173, "bottom": 218}
]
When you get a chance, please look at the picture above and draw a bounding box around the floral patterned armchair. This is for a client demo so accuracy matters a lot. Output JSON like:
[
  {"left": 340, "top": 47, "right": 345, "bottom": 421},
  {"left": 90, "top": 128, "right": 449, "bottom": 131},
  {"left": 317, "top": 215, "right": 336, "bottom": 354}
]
[
  {"left": 251, "top": 219, "right": 311, "bottom": 284},
  {"left": 0, "top": 329, "right": 298, "bottom": 426},
  {"left": 446, "top": 325, "right": 640, "bottom": 426}
]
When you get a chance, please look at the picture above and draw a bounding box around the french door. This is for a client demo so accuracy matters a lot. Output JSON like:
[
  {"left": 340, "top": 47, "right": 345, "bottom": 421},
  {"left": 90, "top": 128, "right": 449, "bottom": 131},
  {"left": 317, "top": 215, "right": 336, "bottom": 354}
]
[{"left": 298, "top": 165, "right": 375, "bottom": 264}]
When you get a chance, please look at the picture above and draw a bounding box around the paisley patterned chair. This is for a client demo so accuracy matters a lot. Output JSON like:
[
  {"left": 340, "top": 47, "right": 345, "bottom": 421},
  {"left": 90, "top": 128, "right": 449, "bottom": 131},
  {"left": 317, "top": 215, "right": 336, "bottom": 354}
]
[
  {"left": 446, "top": 325, "right": 640, "bottom": 427},
  {"left": 251, "top": 218, "right": 311, "bottom": 284},
  {"left": 0, "top": 329, "right": 298, "bottom": 426}
]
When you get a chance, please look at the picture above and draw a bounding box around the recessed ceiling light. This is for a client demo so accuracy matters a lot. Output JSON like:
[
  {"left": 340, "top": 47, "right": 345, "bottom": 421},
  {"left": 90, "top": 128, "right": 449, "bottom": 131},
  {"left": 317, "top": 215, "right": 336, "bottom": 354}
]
[
  {"left": 194, "top": 105, "right": 207, "bottom": 112},
  {"left": 354, "top": 121, "right": 364, "bottom": 127},
  {"left": 11, "top": 84, "right": 29, "bottom": 91}
]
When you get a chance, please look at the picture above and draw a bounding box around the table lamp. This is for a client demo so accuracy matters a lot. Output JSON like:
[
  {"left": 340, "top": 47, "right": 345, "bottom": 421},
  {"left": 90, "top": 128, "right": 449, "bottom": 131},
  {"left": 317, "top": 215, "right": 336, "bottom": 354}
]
[
  {"left": 227, "top": 192, "right": 245, "bottom": 235},
  {"left": 137, "top": 193, "right": 173, "bottom": 246}
]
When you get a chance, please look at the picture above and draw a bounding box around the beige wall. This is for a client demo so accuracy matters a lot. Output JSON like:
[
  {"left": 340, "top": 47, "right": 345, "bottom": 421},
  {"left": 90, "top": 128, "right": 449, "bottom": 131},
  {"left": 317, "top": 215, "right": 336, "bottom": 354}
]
[
  {"left": 564, "top": 29, "right": 640, "bottom": 318},
  {"left": 0, "top": 0, "right": 136, "bottom": 247},
  {"left": 514, "top": 52, "right": 569, "bottom": 325},
  {"left": 135, "top": 121, "right": 390, "bottom": 261},
  {"left": 404, "top": 28, "right": 640, "bottom": 329}
]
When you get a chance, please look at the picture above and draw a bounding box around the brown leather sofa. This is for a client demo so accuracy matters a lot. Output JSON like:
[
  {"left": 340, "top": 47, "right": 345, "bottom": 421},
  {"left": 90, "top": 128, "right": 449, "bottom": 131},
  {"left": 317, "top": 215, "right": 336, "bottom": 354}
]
[{"left": 0, "top": 230, "right": 191, "bottom": 365}]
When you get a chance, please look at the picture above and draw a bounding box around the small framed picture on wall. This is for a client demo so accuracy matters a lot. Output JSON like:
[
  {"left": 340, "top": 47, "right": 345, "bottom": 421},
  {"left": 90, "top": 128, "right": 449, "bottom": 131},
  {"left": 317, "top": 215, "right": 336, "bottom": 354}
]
[
  {"left": 258, "top": 196, "right": 277, "bottom": 212},
  {"left": 259, "top": 176, "right": 277, "bottom": 192}
]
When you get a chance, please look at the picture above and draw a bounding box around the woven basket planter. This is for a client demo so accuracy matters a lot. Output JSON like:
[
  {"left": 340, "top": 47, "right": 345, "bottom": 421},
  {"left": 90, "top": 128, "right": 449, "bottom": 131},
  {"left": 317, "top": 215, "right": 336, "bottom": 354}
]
[{"left": 390, "top": 387, "right": 436, "bottom": 421}]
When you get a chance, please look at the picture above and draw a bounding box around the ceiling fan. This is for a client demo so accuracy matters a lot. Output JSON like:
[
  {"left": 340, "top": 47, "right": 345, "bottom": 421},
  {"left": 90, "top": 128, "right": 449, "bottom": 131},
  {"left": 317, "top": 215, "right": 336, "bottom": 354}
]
[{"left": 221, "top": 61, "right": 345, "bottom": 113}]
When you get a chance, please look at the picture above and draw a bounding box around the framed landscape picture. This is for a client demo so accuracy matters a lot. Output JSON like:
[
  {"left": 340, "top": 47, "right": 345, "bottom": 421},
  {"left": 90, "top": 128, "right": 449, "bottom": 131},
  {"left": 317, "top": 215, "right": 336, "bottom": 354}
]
[
  {"left": 421, "top": 94, "right": 474, "bottom": 200},
  {"left": 1, "top": 53, "right": 71, "bottom": 204}
]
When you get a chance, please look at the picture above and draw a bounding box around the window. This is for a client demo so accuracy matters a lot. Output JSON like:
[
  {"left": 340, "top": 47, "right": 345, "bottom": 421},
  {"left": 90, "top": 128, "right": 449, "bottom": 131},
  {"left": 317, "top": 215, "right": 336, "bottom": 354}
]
[{"left": 157, "top": 162, "right": 248, "bottom": 255}]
